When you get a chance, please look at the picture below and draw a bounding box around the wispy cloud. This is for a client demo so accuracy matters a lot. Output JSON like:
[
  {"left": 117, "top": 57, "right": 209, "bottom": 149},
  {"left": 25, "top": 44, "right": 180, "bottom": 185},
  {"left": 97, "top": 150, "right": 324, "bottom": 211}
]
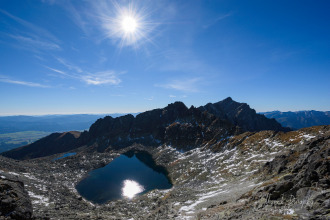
[
  {"left": 40, "top": 0, "right": 91, "bottom": 37},
  {"left": 202, "top": 12, "right": 233, "bottom": 29},
  {"left": 44, "top": 66, "right": 66, "bottom": 75},
  {"left": 56, "top": 58, "right": 83, "bottom": 73},
  {"left": 8, "top": 34, "right": 60, "bottom": 51},
  {"left": 149, "top": 49, "right": 215, "bottom": 76},
  {"left": 46, "top": 58, "right": 122, "bottom": 86},
  {"left": 0, "top": 9, "right": 59, "bottom": 43},
  {"left": 82, "top": 71, "right": 121, "bottom": 85},
  {"left": 144, "top": 96, "right": 154, "bottom": 101},
  {"left": 62, "top": 1, "right": 90, "bottom": 35},
  {"left": 0, "top": 75, "right": 50, "bottom": 88},
  {"left": 156, "top": 77, "right": 202, "bottom": 92},
  {"left": 0, "top": 9, "right": 60, "bottom": 52}
]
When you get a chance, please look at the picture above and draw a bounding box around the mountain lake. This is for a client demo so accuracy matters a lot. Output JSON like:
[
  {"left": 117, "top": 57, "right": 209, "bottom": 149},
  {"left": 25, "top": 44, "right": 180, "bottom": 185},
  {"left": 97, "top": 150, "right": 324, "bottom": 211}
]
[
  {"left": 53, "top": 152, "right": 76, "bottom": 161},
  {"left": 76, "top": 151, "right": 172, "bottom": 204}
]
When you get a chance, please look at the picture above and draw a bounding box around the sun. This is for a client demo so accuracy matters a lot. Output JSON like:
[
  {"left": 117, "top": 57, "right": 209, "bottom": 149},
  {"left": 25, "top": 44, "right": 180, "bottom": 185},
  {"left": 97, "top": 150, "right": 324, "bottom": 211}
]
[
  {"left": 121, "top": 16, "right": 138, "bottom": 33},
  {"left": 100, "top": 1, "right": 156, "bottom": 49}
]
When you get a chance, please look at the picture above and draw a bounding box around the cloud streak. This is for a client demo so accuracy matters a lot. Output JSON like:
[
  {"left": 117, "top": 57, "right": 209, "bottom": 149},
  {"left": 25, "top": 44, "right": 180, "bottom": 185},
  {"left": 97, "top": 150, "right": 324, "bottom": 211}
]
[
  {"left": 0, "top": 9, "right": 60, "bottom": 52},
  {"left": 8, "top": 34, "right": 61, "bottom": 51},
  {"left": 0, "top": 75, "right": 50, "bottom": 88},
  {"left": 47, "top": 58, "right": 122, "bottom": 86},
  {"left": 44, "top": 66, "right": 66, "bottom": 75},
  {"left": 156, "top": 77, "right": 202, "bottom": 92},
  {"left": 0, "top": 9, "right": 59, "bottom": 43},
  {"left": 82, "top": 71, "right": 121, "bottom": 85},
  {"left": 150, "top": 49, "right": 216, "bottom": 77},
  {"left": 56, "top": 58, "right": 83, "bottom": 73},
  {"left": 202, "top": 12, "right": 233, "bottom": 29}
]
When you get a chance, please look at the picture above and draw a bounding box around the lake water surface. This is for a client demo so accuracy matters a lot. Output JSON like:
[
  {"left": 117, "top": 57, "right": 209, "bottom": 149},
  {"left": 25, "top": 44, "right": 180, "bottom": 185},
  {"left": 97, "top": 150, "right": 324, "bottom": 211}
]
[
  {"left": 76, "top": 151, "right": 172, "bottom": 204},
  {"left": 53, "top": 152, "right": 76, "bottom": 161}
]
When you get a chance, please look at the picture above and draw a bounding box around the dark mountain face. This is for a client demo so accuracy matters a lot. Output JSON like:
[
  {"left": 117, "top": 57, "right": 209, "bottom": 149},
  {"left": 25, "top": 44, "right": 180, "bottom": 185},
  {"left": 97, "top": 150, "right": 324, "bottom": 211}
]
[
  {"left": 199, "top": 97, "right": 290, "bottom": 132},
  {"left": 1, "top": 131, "right": 83, "bottom": 160},
  {"left": 1, "top": 98, "right": 290, "bottom": 160},
  {"left": 262, "top": 110, "right": 330, "bottom": 130},
  {"left": 88, "top": 101, "right": 236, "bottom": 152}
]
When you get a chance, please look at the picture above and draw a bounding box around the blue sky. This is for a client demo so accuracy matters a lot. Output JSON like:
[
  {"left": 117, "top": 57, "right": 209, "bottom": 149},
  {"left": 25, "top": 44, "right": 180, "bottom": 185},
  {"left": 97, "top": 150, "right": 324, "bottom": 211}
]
[{"left": 0, "top": 0, "right": 329, "bottom": 115}]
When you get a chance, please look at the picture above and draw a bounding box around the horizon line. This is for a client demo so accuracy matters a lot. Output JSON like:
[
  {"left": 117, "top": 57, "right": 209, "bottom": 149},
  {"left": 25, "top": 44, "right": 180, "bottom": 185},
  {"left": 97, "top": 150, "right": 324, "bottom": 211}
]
[{"left": 0, "top": 109, "right": 329, "bottom": 117}]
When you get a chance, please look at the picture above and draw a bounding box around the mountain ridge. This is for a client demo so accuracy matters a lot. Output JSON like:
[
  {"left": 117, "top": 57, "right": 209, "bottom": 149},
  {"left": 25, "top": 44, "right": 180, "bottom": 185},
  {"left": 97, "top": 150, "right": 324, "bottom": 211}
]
[
  {"left": 1, "top": 98, "right": 288, "bottom": 160},
  {"left": 199, "top": 97, "right": 289, "bottom": 132}
]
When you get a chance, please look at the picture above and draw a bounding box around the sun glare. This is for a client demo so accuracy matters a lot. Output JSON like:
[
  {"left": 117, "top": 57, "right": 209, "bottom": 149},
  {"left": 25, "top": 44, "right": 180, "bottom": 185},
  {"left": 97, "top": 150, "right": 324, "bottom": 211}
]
[
  {"left": 121, "top": 16, "right": 138, "bottom": 33},
  {"left": 121, "top": 179, "right": 144, "bottom": 199}
]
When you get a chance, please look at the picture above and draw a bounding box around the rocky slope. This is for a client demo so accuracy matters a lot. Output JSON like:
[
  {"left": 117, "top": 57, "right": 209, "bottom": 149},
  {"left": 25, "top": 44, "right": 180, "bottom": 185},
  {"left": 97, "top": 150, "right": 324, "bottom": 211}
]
[
  {"left": 262, "top": 110, "right": 330, "bottom": 130},
  {"left": 0, "top": 175, "right": 33, "bottom": 219},
  {"left": 199, "top": 97, "right": 290, "bottom": 132},
  {"left": 0, "top": 125, "right": 328, "bottom": 219}
]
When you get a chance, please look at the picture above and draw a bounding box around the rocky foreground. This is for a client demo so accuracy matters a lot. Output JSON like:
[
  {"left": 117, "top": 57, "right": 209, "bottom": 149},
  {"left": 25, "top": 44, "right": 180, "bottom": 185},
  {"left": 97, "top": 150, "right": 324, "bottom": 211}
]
[{"left": 0, "top": 125, "right": 329, "bottom": 219}]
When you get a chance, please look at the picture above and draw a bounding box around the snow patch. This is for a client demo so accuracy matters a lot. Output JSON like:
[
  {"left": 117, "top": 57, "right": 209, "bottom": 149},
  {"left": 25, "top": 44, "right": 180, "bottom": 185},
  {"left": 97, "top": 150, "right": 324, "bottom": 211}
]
[
  {"left": 301, "top": 134, "right": 315, "bottom": 141},
  {"left": 28, "top": 191, "right": 50, "bottom": 206}
]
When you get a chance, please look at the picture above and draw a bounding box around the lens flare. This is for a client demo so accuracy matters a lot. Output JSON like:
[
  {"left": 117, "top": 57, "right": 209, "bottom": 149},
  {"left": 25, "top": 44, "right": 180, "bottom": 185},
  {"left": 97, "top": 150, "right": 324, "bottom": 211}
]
[
  {"left": 121, "top": 179, "right": 144, "bottom": 199},
  {"left": 99, "top": 1, "right": 156, "bottom": 49}
]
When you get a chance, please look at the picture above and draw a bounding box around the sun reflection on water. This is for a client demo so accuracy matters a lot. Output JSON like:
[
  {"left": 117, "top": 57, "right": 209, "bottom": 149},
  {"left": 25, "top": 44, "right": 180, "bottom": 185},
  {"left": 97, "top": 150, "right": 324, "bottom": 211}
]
[{"left": 121, "top": 179, "right": 144, "bottom": 199}]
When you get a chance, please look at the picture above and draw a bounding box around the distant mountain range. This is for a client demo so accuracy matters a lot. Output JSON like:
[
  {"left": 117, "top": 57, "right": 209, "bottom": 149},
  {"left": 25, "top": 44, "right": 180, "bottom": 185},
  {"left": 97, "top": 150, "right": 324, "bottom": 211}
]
[
  {"left": 261, "top": 110, "right": 330, "bottom": 130},
  {"left": 0, "top": 114, "right": 135, "bottom": 152},
  {"left": 0, "top": 113, "right": 135, "bottom": 134}
]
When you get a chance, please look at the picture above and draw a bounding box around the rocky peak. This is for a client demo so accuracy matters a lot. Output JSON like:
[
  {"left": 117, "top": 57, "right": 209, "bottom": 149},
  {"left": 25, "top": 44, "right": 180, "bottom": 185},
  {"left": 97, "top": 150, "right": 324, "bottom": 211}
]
[
  {"left": 199, "top": 97, "right": 290, "bottom": 132},
  {"left": 165, "top": 101, "right": 187, "bottom": 112},
  {"left": 89, "top": 101, "right": 236, "bottom": 151},
  {"left": 221, "top": 96, "right": 233, "bottom": 103}
]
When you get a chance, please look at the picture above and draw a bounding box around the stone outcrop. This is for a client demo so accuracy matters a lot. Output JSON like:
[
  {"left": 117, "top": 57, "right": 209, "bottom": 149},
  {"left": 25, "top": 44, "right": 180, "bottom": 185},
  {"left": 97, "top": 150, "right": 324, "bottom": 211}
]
[
  {"left": 254, "top": 130, "right": 330, "bottom": 218},
  {"left": 0, "top": 176, "right": 32, "bottom": 219}
]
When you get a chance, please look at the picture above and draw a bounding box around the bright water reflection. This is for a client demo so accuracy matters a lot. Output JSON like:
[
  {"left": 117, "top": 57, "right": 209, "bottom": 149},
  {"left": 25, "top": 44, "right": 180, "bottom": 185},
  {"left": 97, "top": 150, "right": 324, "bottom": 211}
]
[{"left": 121, "top": 179, "right": 144, "bottom": 199}]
